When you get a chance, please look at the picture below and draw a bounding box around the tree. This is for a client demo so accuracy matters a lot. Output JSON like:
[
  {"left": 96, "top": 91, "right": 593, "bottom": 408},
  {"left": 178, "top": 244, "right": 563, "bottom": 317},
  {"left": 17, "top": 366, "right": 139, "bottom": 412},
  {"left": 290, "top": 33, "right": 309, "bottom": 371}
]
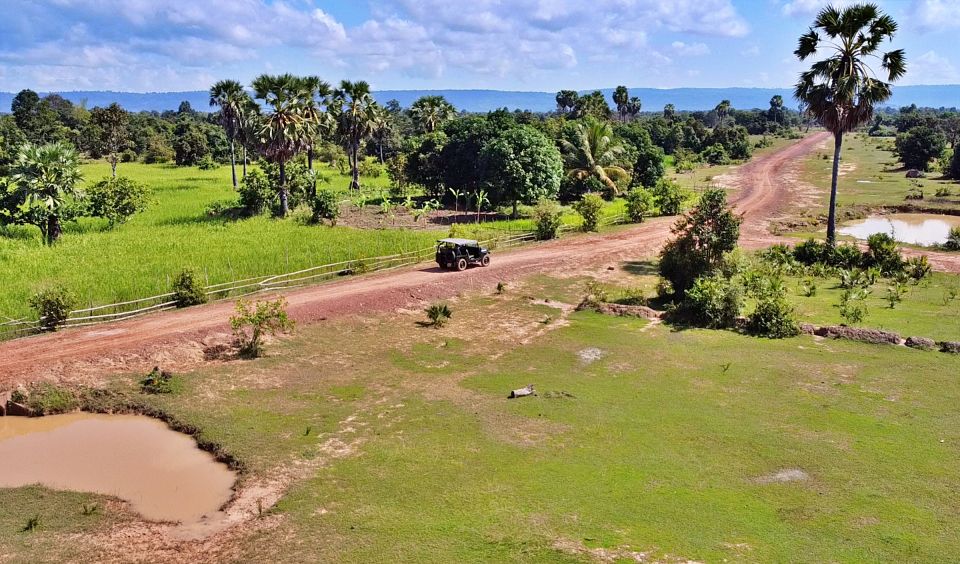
[
  {"left": 209, "top": 79, "right": 250, "bottom": 189},
  {"left": 480, "top": 125, "right": 563, "bottom": 217},
  {"left": 560, "top": 119, "right": 628, "bottom": 197},
  {"left": 895, "top": 126, "right": 946, "bottom": 171},
  {"left": 252, "top": 73, "right": 307, "bottom": 216},
  {"left": 794, "top": 3, "right": 905, "bottom": 244},
  {"left": 714, "top": 99, "right": 732, "bottom": 127},
  {"left": 658, "top": 188, "right": 741, "bottom": 297},
  {"left": 613, "top": 86, "right": 630, "bottom": 123},
  {"left": 10, "top": 143, "right": 84, "bottom": 244},
  {"left": 295, "top": 75, "right": 334, "bottom": 176},
  {"left": 556, "top": 90, "right": 580, "bottom": 115},
  {"left": 626, "top": 97, "right": 642, "bottom": 120},
  {"left": 768, "top": 95, "right": 785, "bottom": 125},
  {"left": 85, "top": 176, "right": 150, "bottom": 227},
  {"left": 574, "top": 91, "right": 612, "bottom": 121},
  {"left": 173, "top": 121, "right": 210, "bottom": 166},
  {"left": 11, "top": 90, "right": 61, "bottom": 144},
  {"left": 331, "top": 80, "right": 378, "bottom": 191},
  {"left": 368, "top": 104, "right": 393, "bottom": 164},
  {"left": 409, "top": 95, "right": 456, "bottom": 133},
  {"left": 616, "top": 123, "right": 665, "bottom": 188},
  {"left": 88, "top": 103, "right": 130, "bottom": 177},
  {"left": 664, "top": 103, "right": 677, "bottom": 121}
]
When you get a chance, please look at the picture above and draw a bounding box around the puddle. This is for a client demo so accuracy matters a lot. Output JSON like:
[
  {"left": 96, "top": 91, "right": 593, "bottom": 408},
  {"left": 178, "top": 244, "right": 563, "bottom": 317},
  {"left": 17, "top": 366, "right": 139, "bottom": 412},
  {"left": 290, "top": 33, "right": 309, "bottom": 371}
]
[
  {"left": 839, "top": 214, "right": 960, "bottom": 246},
  {"left": 0, "top": 413, "right": 236, "bottom": 525}
]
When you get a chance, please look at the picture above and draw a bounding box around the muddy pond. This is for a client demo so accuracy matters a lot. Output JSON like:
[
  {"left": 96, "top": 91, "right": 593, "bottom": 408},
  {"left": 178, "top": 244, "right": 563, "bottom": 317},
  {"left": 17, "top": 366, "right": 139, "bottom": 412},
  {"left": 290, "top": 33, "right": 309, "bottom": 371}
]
[
  {"left": 0, "top": 412, "right": 236, "bottom": 525},
  {"left": 839, "top": 213, "right": 960, "bottom": 246}
]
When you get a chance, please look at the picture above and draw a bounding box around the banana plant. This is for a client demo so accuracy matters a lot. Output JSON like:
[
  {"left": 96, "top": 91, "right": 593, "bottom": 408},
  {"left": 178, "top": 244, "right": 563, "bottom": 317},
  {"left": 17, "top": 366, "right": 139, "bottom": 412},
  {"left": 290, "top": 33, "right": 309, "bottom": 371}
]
[{"left": 473, "top": 190, "right": 490, "bottom": 224}]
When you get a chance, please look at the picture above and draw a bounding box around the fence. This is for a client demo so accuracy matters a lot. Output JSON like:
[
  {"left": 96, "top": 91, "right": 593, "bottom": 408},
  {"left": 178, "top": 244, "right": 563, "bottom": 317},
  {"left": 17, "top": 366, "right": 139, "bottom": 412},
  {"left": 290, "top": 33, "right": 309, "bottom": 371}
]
[{"left": 0, "top": 214, "right": 631, "bottom": 341}]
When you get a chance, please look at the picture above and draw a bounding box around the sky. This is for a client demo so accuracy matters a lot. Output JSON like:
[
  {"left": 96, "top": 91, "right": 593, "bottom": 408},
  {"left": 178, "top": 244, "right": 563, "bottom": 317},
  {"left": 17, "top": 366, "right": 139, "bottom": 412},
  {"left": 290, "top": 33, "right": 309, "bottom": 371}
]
[{"left": 0, "top": 0, "right": 958, "bottom": 93}]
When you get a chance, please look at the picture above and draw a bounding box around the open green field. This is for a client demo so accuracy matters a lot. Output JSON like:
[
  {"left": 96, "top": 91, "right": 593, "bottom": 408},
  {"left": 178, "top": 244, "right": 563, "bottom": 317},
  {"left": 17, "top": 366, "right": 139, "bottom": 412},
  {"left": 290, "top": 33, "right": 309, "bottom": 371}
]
[{"left": 3, "top": 272, "right": 959, "bottom": 562}]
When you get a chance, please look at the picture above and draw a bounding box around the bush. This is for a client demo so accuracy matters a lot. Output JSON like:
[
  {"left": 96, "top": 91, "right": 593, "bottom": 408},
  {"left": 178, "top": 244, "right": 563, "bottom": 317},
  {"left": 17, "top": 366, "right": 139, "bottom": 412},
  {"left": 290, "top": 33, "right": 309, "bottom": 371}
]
[
  {"left": 758, "top": 244, "right": 797, "bottom": 270},
  {"left": 701, "top": 143, "right": 730, "bottom": 165},
  {"left": 683, "top": 274, "right": 742, "bottom": 328},
  {"left": 863, "top": 232, "right": 903, "bottom": 275},
  {"left": 624, "top": 188, "right": 654, "bottom": 223},
  {"left": 140, "top": 367, "right": 180, "bottom": 394},
  {"left": 238, "top": 169, "right": 274, "bottom": 215},
  {"left": 424, "top": 303, "right": 452, "bottom": 328},
  {"left": 895, "top": 125, "right": 946, "bottom": 171},
  {"left": 652, "top": 178, "right": 685, "bottom": 215},
  {"left": 172, "top": 269, "right": 207, "bottom": 308},
  {"left": 310, "top": 188, "right": 341, "bottom": 224},
  {"left": 746, "top": 274, "right": 799, "bottom": 338},
  {"left": 906, "top": 255, "right": 933, "bottom": 280},
  {"left": 944, "top": 227, "right": 960, "bottom": 251},
  {"left": 839, "top": 288, "right": 870, "bottom": 324},
  {"left": 831, "top": 243, "right": 864, "bottom": 270},
  {"left": 658, "top": 188, "right": 741, "bottom": 297},
  {"left": 86, "top": 176, "right": 151, "bottom": 227},
  {"left": 25, "top": 383, "right": 78, "bottom": 415},
  {"left": 358, "top": 160, "right": 384, "bottom": 178},
  {"left": 29, "top": 286, "right": 75, "bottom": 332},
  {"left": 573, "top": 193, "right": 604, "bottom": 232},
  {"left": 792, "top": 238, "right": 829, "bottom": 265},
  {"left": 197, "top": 155, "right": 219, "bottom": 170},
  {"left": 230, "top": 297, "right": 294, "bottom": 358},
  {"left": 532, "top": 198, "right": 564, "bottom": 240}
]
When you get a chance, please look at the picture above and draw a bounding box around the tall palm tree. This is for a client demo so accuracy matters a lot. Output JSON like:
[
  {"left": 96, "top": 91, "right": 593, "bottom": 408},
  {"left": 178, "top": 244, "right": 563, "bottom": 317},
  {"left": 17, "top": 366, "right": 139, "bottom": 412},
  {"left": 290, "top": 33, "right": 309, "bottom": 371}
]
[
  {"left": 612, "top": 86, "right": 629, "bottom": 123},
  {"left": 295, "top": 75, "right": 333, "bottom": 174},
  {"left": 560, "top": 119, "right": 629, "bottom": 196},
  {"left": 714, "top": 99, "right": 732, "bottom": 127},
  {"left": 369, "top": 104, "right": 392, "bottom": 164},
  {"left": 556, "top": 90, "right": 579, "bottom": 115},
  {"left": 11, "top": 142, "right": 83, "bottom": 244},
  {"left": 768, "top": 95, "right": 785, "bottom": 125},
  {"left": 626, "top": 97, "right": 642, "bottom": 120},
  {"left": 664, "top": 103, "right": 676, "bottom": 121},
  {"left": 237, "top": 96, "right": 261, "bottom": 179},
  {"left": 331, "top": 80, "right": 378, "bottom": 191},
  {"left": 209, "top": 79, "right": 249, "bottom": 189},
  {"left": 251, "top": 73, "right": 307, "bottom": 217},
  {"left": 795, "top": 3, "right": 905, "bottom": 244},
  {"left": 409, "top": 95, "right": 455, "bottom": 133}
]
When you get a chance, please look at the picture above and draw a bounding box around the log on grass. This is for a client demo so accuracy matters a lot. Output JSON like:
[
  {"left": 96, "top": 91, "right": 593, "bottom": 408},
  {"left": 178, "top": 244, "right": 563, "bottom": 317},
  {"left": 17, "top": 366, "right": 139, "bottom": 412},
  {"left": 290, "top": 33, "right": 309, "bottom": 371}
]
[{"left": 508, "top": 384, "right": 535, "bottom": 399}]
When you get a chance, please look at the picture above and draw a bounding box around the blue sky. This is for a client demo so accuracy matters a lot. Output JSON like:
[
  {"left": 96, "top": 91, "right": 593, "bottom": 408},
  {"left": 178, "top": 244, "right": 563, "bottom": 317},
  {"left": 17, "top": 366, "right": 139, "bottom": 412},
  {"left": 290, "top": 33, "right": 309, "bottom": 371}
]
[{"left": 0, "top": 0, "right": 957, "bottom": 93}]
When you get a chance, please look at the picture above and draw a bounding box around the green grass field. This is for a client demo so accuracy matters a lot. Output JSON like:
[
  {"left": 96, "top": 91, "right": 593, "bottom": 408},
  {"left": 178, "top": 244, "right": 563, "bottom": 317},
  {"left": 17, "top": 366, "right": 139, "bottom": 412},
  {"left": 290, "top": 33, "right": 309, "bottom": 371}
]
[{"left": 3, "top": 272, "right": 959, "bottom": 562}]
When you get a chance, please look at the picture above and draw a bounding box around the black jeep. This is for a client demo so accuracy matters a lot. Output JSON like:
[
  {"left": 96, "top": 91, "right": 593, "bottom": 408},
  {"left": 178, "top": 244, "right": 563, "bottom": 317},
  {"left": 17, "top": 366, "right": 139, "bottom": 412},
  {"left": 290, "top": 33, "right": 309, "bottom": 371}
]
[{"left": 435, "top": 238, "right": 490, "bottom": 271}]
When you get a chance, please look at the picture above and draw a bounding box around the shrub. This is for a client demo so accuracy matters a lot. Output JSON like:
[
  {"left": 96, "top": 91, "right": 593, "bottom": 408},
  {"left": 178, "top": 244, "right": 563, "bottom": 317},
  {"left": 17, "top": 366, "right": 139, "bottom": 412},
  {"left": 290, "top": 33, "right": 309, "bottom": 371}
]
[
  {"left": 701, "top": 143, "right": 730, "bottom": 165},
  {"left": 230, "top": 297, "right": 294, "bottom": 358},
  {"left": 140, "top": 366, "right": 180, "bottom": 394},
  {"left": 944, "top": 227, "right": 960, "bottom": 251},
  {"left": 358, "top": 160, "right": 384, "bottom": 178},
  {"left": 30, "top": 286, "right": 75, "bottom": 332},
  {"left": 237, "top": 169, "right": 274, "bottom": 215},
  {"left": 652, "top": 178, "right": 685, "bottom": 215},
  {"left": 658, "top": 188, "right": 741, "bottom": 297},
  {"left": 793, "top": 238, "right": 829, "bottom": 265},
  {"left": 831, "top": 243, "right": 864, "bottom": 270},
  {"left": 906, "top": 255, "right": 933, "bottom": 280},
  {"left": 839, "top": 288, "right": 869, "bottom": 325},
  {"left": 532, "top": 198, "right": 564, "bottom": 240},
  {"left": 758, "top": 244, "right": 797, "bottom": 270},
  {"left": 746, "top": 274, "right": 799, "bottom": 338},
  {"left": 885, "top": 282, "right": 908, "bottom": 308},
  {"left": 85, "top": 176, "right": 150, "bottom": 227},
  {"left": 935, "top": 187, "right": 953, "bottom": 198},
  {"left": 172, "top": 269, "right": 207, "bottom": 308},
  {"left": 624, "top": 188, "right": 654, "bottom": 223},
  {"left": 799, "top": 278, "right": 818, "bottom": 297},
  {"left": 573, "top": 193, "right": 604, "bottom": 232},
  {"left": 310, "top": 188, "right": 341, "bottom": 224},
  {"left": 683, "top": 274, "right": 742, "bottom": 328},
  {"left": 197, "top": 155, "right": 219, "bottom": 170},
  {"left": 25, "top": 383, "right": 78, "bottom": 415},
  {"left": 863, "top": 232, "right": 904, "bottom": 275},
  {"left": 424, "top": 303, "right": 452, "bottom": 328}
]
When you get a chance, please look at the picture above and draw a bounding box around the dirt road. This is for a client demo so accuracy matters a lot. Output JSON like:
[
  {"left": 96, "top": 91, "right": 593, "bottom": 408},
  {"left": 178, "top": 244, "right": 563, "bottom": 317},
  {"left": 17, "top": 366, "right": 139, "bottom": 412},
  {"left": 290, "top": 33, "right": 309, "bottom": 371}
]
[{"left": 2, "top": 131, "right": 956, "bottom": 382}]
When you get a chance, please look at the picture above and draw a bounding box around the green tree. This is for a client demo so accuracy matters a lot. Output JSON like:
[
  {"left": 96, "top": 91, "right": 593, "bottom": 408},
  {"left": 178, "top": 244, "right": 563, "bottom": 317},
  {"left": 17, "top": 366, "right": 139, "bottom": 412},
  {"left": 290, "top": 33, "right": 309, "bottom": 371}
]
[
  {"left": 714, "top": 99, "right": 731, "bottom": 127},
  {"left": 612, "top": 86, "right": 629, "bottom": 123},
  {"left": 88, "top": 103, "right": 130, "bottom": 177},
  {"left": 555, "top": 90, "right": 580, "bottom": 115},
  {"left": 664, "top": 103, "right": 677, "bottom": 121},
  {"left": 85, "top": 176, "right": 150, "bottom": 227},
  {"left": 11, "top": 90, "right": 61, "bottom": 144},
  {"left": 173, "top": 121, "right": 210, "bottom": 166},
  {"left": 252, "top": 73, "right": 307, "bottom": 216},
  {"left": 331, "top": 80, "right": 378, "bottom": 191},
  {"left": 794, "top": 3, "right": 905, "bottom": 244},
  {"left": 895, "top": 126, "right": 946, "bottom": 171},
  {"left": 560, "top": 119, "right": 628, "bottom": 197},
  {"left": 574, "top": 91, "right": 612, "bottom": 120},
  {"left": 209, "top": 79, "right": 251, "bottom": 189},
  {"left": 480, "top": 125, "right": 563, "bottom": 217},
  {"left": 409, "top": 95, "right": 456, "bottom": 133},
  {"left": 10, "top": 142, "right": 84, "bottom": 244},
  {"left": 768, "top": 95, "right": 785, "bottom": 125}
]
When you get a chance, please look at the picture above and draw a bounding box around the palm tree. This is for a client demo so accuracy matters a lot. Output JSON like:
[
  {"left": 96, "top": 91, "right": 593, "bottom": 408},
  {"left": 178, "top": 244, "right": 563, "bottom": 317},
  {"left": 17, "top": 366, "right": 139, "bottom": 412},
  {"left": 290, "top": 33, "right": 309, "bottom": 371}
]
[
  {"left": 409, "top": 95, "right": 455, "bottom": 133},
  {"left": 295, "top": 75, "right": 333, "bottom": 175},
  {"left": 715, "top": 99, "right": 732, "bottom": 127},
  {"left": 560, "top": 119, "right": 629, "bottom": 197},
  {"left": 251, "top": 73, "right": 307, "bottom": 216},
  {"left": 795, "top": 3, "right": 905, "bottom": 244},
  {"left": 237, "top": 96, "right": 261, "bottom": 179},
  {"left": 664, "top": 103, "right": 676, "bottom": 121},
  {"left": 612, "top": 86, "right": 629, "bottom": 123},
  {"left": 209, "top": 79, "right": 249, "bottom": 189},
  {"left": 368, "top": 104, "right": 392, "bottom": 164},
  {"left": 768, "top": 95, "right": 785, "bottom": 125},
  {"left": 331, "top": 80, "right": 378, "bottom": 191},
  {"left": 11, "top": 142, "right": 83, "bottom": 244},
  {"left": 626, "top": 97, "right": 642, "bottom": 120},
  {"left": 556, "top": 90, "right": 579, "bottom": 115}
]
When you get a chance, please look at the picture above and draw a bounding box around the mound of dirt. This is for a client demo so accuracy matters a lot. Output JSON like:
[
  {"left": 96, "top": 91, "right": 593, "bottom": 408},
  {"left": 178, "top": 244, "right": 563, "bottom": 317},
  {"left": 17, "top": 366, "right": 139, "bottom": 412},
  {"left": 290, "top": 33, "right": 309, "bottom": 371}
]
[{"left": 813, "top": 326, "right": 904, "bottom": 346}]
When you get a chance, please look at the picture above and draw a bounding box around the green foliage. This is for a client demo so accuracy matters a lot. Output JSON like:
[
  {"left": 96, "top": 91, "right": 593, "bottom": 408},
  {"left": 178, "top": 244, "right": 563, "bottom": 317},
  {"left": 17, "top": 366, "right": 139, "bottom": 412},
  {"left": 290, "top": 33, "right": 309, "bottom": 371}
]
[
  {"left": 944, "top": 227, "right": 960, "bottom": 251},
  {"left": 21, "top": 515, "right": 41, "bottom": 533},
  {"left": 800, "top": 278, "right": 818, "bottom": 297},
  {"left": 29, "top": 285, "right": 75, "bottom": 332},
  {"left": 651, "top": 178, "right": 685, "bottom": 215},
  {"left": 572, "top": 193, "right": 605, "bottom": 232},
  {"left": 863, "top": 232, "right": 904, "bottom": 275},
  {"left": 9, "top": 142, "right": 84, "bottom": 244},
  {"left": 424, "top": 303, "right": 452, "bottom": 328},
  {"left": 230, "top": 297, "right": 294, "bottom": 358},
  {"left": 197, "top": 155, "right": 219, "bottom": 170},
  {"left": 358, "top": 160, "right": 384, "bottom": 178},
  {"left": 745, "top": 274, "right": 800, "bottom": 338},
  {"left": 480, "top": 125, "right": 563, "bottom": 210},
  {"left": 25, "top": 383, "right": 78, "bottom": 415},
  {"left": 624, "top": 188, "right": 654, "bottom": 223},
  {"left": 895, "top": 126, "right": 946, "bottom": 171},
  {"left": 173, "top": 121, "right": 210, "bottom": 166},
  {"left": 701, "top": 143, "right": 730, "bottom": 165},
  {"left": 310, "top": 188, "right": 341, "bottom": 224},
  {"left": 140, "top": 366, "right": 180, "bottom": 394},
  {"left": 708, "top": 125, "right": 751, "bottom": 160},
  {"left": 658, "top": 188, "right": 741, "bottom": 297},
  {"left": 792, "top": 238, "right": 864, "bottom": 270},
  {"left": 237, "top": 169, "right": 274, "bottom": 215},
  {"left": 906, "top": 256, "right": 933, "bottom": 281},
  {"left": 172, "top": 269, "right": 207, "bottom": 308},
  {"left": 839, "top": 287, "right": 870, "bottom": 325},
  {"left": 531, "top": 198, "right": 563, "bottom": 241},
  {"left": 683, "top": 274, "right": 742, "bottom": 328},
  {"left": 85, "top": 176, "right": 150, "bottom": 227},
  {"left": 885, "top": 281, "right": 908, "bottom": 308}
]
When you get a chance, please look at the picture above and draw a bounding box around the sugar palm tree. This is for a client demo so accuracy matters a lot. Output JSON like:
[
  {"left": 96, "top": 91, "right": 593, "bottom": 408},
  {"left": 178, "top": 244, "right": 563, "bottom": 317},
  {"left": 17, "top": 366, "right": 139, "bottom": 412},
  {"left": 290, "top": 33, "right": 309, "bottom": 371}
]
[
  {"left": 664, "top": 103, "right": 676, "bottom": 121},
  {"left": 409, "top": 95, "right": 455, "bottom": 133},
  {"left": 768, "top": 95, "right": 785, "bottom": 125},
  {"left": 556, "top": 90, "right": 579, "bottom": 115},
  {"left": 295, "top": 75, "right": 333, "bottom": 174},
  {"left": 560, "top": 119, "right": 628, "bottom": 196},
  {"left": 11, "top": 142, "right": 83, "bottom": 244},
  {"left": 369, "top": 104, "right": 393, "bottom": 164},
  {"left": 251, "top": 73, "right": 307, "bottom": 216},
  {"left": 612, "top": 86, "right": 629, "bottom": 123},
  {"left": 236, "top": 96, "right": 261, "bottom": 179},
  {"left": 714, "top": 99, "right": 732, "bottom": 127},
  {"left": 331, "top": 80, "right": 378, "bottom": 191},
  {"left": 209, "top": 79, "right": 249, "bottom": 189},
  {"left": 795, "top": 3, "right": 905, "bottom": 244}
]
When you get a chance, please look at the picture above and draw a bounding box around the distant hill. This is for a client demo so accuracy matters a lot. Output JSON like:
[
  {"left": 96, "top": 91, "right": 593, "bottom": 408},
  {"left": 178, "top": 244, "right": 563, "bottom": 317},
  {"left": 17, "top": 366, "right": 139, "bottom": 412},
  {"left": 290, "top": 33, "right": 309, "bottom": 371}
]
[{"left": 1, "top": 85, "right": 958, "bottom": 114}]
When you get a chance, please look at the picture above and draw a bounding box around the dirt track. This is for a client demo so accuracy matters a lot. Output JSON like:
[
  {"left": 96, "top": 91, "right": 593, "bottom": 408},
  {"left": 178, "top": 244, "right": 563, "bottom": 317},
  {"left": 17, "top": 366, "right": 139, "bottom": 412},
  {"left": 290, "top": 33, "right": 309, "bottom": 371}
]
[{"left": 3, "top": 131, "right": 959, "bottom": 382}]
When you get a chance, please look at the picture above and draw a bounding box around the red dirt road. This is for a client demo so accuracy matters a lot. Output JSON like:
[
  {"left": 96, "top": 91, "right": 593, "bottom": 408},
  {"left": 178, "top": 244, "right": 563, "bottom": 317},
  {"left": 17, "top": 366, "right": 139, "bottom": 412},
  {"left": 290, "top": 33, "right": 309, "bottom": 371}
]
[{"left": 2, "top": 131, "right": 958, "bottom": 382}]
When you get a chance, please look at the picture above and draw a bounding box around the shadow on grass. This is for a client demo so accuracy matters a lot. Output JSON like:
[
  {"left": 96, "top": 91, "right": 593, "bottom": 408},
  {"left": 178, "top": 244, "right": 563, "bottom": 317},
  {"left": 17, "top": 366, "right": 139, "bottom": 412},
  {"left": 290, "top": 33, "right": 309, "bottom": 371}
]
[{"left": 621, "top": 260, "right": 658, "bottom": 276}]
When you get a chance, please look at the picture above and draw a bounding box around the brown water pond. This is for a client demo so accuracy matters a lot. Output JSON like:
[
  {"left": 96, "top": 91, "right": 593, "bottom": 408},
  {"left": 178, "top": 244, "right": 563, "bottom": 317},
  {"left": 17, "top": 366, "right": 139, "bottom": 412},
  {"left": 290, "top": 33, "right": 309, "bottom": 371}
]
[
  {"left": 0, "top": 413, "right": 236, "bottom": 525},
  {"left": 839, "top": 213, "right": 960, "bottom": 247}
]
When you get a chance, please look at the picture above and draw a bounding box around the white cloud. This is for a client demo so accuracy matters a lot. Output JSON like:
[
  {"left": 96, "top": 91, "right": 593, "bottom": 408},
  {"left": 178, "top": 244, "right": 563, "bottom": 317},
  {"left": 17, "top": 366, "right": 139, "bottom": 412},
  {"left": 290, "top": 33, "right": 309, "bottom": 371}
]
[
  {"left": 781, "top": 0, "right": 857, "bottom": 17},
  {"left": 671, "top": 41, "right": 711, "bottom": 56},
  {"left": 905, "top": 50, "right": 960, "bottom": 84},
  {"left": 912, "top": 0, "right": 960, "bottom": 30}
]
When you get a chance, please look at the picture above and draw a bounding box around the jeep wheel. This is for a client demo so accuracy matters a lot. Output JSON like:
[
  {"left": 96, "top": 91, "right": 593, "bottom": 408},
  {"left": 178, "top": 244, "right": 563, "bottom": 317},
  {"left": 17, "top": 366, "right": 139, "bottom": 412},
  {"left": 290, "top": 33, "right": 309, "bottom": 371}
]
[
  {"left": 456, "top": 258, "right": 468, "bottom": 271},
  {"left": 480, "top": 255, "right": 490, "bottom": 267}
]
